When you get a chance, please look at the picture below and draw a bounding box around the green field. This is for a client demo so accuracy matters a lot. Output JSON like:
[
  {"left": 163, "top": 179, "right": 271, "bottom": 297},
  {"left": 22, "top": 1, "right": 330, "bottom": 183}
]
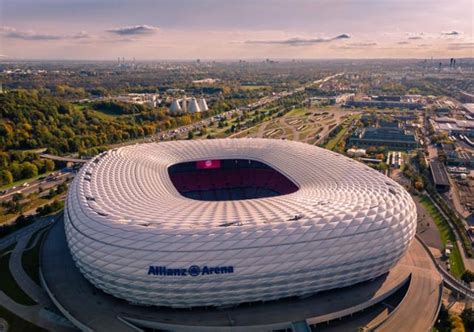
[
  {"left": 419, "top": 196, "right": 465, "bottom": 278},
  {"left": 239, "top": 85, "right": 271, "bottom": 91},
  {"left": 0, "top": 197, "right": 51, "bottom": 225},
  {"left": 22, "top": 229, "right": 48, "bottom": 285},
  {"left": 285, "top": 107, "right": 309, "bottom": 117},
  {"left": 0, "top": 170, "right": 56, "bottom": 191}
]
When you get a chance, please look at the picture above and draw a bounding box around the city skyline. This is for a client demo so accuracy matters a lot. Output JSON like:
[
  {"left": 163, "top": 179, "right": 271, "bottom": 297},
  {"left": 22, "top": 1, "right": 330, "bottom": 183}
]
[{"left": 0, "top": 0, "right": 473, "bottom": 60}]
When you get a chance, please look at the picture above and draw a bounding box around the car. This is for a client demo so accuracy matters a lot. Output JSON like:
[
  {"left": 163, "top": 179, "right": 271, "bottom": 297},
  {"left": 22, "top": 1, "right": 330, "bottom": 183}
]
[
  {"left": 22, "top": 182, "right": 30, "bottom": 187},
  {"left": 0, "top": 190, "right": 7, "bottom": 195}
]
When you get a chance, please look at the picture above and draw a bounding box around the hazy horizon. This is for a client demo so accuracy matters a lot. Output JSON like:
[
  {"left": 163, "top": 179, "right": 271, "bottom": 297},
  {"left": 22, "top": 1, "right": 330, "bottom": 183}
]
[{"left": 0, "top": 0, "right": 473, "bottom": 60}]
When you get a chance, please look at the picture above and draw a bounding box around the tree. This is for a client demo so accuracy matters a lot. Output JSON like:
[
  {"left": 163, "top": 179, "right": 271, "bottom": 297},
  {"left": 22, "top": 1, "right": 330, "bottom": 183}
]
[
  {"left": 450, "top": 314, "right": 465, "bottom": 332},
  {"left": 12, "top": 193, "right": 24, "bottom": 202},
  {"left": 378, "top": 162, "right": 389, "bottom": 172},
  {"left": 461, "top": 308, "right": 474, "bottom": 331},
  {"left": 461, "top": 270, "right": 474, "bottom": 283},
  {"left": 44, "top": 159, "right": 56, "bottom": 172},
  {"left": 9, "top": 162, "right": 23, "bottom": 181},
  {"left": 21, "top": 162, "right": 38, "bottom": 179},
  {"left": 0, "top": 170, "right": 13, "bottom": 186},
  {"left": 0, "top": 152, "right": 9, "bottom": 168}
]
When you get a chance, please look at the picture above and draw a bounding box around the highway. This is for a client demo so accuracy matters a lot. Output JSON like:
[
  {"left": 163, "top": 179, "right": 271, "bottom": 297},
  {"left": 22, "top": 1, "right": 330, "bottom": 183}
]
[{"left": 0, "top": 171, "right": 72, "bottom": 202}]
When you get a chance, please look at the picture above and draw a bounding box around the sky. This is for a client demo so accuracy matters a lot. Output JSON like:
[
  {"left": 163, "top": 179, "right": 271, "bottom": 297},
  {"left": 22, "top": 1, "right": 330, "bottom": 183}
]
[{"left": 0, "top": 0, "right": 473, "bottom": 60}]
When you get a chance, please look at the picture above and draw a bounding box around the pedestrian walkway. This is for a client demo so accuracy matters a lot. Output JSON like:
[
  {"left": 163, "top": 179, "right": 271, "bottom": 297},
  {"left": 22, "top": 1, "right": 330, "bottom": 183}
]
[
  {"left": 426, "top": 193, "right": 474, "bottom": 272},
  {"left": 9, "top": 231, "right": 53, "bottom": 307},
  {"left": 0, "top": 213, "right": 76, "bottom": 331}
]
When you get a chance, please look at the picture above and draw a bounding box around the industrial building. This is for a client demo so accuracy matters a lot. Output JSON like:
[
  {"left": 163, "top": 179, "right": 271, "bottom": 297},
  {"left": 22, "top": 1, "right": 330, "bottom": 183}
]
[
  {"left": 345, "top": 100, "right": 424, "bottom": 110},
  {"left": 348, "top": 126, "right": 419, "bottom": 150},
  {"left": 430, "top": 160, "right": 450, "bottom": 191},
  {"left": 114, "top": 93, "right": 160, "bottom": 107},
  {"left": 169, "top": 97, "right": 208, "bottom": 114},
  {"left": 431, "top": 117, "right": 474, "bottom": 138}
]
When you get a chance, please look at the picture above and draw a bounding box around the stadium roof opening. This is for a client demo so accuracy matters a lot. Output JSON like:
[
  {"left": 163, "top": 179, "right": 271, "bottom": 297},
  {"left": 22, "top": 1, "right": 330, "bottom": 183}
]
[{"left": 168, "top": 159, "right": 299, "bottom": 201}]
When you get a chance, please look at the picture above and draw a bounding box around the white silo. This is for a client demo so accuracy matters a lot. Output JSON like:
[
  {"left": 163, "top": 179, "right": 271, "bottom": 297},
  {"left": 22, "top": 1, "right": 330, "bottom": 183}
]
[
  {"left": 188, "top": 98, "right": 201, "bottom": 113},
  {"left": 181, "top": 97, "right": 188, "bottom": 113},
  {"left": 198, "top": 98, "right": 209, "bottom": 111},
  {"left": 169, "top": 99, "right": 182, "bottom": 114}
]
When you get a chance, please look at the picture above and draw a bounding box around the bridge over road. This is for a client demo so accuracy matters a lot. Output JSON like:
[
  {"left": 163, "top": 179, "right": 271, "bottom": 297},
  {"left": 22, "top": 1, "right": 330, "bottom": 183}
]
[{"left": 40, "top": 154, "right": 89, "bottom": 164}]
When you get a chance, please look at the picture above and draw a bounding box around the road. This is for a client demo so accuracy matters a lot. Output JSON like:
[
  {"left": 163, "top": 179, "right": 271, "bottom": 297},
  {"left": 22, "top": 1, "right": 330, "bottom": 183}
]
[
  {"left": 0, "top": 213, "right": 76, "bottom": 331},
  {"left": 0, "top": 171, "right": 72, "bottom": 202},
  {"left": 0, "top": 213, "right": 59, "bottom": 251},
  {"left": 39, "top": 154, "right": 88, "bottom": 164},
  {"left": 376, "top": 239, "right": 442, "bottom": 332}
]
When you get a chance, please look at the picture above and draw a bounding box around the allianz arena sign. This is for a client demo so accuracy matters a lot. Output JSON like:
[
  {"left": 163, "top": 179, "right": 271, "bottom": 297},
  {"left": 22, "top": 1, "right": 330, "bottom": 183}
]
[{"left": 148, "top": 265, "right": 235, "bottom": 277}]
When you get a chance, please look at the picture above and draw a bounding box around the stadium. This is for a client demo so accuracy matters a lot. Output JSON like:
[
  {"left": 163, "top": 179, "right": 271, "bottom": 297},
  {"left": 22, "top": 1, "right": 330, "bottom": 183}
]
[{"left": 63, "top": 138, "right": 417, "bottom": 309}]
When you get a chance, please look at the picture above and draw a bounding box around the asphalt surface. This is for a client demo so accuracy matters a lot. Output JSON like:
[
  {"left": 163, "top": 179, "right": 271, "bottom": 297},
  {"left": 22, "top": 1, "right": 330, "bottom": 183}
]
[
  {"left": 0, "top": 214, "right": 58, "bottom": 251},
  {"left": 41, "top": 217, "right": 441, "bottom": 332},
  {"left": 375, "top": 239, "right": 443, "bottom": 332},
  {"left": 0, "top": 218, "right": 76, "bottom": 331},
  {"left": 0, "top": 171, "right": 72, "bottom": 202}
]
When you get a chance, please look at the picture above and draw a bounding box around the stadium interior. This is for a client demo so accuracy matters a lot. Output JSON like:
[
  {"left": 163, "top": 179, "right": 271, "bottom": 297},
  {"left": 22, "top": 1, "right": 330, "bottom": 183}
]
[{"left": 168, "top": 159, "right": 299, "bottom": 201}]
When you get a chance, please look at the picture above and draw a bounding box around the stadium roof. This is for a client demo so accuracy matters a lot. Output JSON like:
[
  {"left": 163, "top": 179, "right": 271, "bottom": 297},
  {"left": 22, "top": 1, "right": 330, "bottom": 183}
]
[{"left": 65, "top": 139, "right": 417, "bottom": 307}]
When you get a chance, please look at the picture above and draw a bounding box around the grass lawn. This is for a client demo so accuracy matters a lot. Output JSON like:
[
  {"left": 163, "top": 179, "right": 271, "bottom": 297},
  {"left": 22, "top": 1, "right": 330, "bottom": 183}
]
[
  {"left": 0, "top": 306, "right": 45, "bottom": 332},
  {"left": 0, "top": 197, "right": 50, "bottom": 225},
  {"left": 285, "top": 107, "right": 309, "bottom": 117},
  {"left": 324, "top": 122, "right": 350, "bottom": 150},
  {"left": 22, "top": 229, "right": 48, "bottom": 285},
  {"left": 323, "top": 114, "right": 359, "bottom": 151},
  {"left": 8, "top": 148, "right": 47, "bottom": 154},
  {"left": 0, "top": 170, "right": 56, "bottom": 191},
  {"left": 0, "top": 249, "right": 36, "bottom": 305},
  {"left": 419, "top": 195, "right": 465, "bottom": 278},
  {"left": 239, "top": 85, "right": 271, "bottom": 91}
]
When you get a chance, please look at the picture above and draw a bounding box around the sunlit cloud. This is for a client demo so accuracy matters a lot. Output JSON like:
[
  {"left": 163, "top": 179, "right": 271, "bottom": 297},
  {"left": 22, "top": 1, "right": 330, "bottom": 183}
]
[
  {"left": 106, "top": 25, "right": 159, "bottom": 36},
  {"left": 245, "top": 34, "right": 350, "bottom": 46},
  {"left": 447, "top": 42, "right": 474, "bottom": 50},
  {"left": 0, "top": 26, "right": 89, "bottom": 41},
  {"left": 441, "top": 31, "right": 461, "bottom": 36}
]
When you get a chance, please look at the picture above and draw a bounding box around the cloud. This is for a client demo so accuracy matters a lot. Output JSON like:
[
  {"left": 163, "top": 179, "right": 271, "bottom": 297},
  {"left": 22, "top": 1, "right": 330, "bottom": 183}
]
[
  {"left": 106, "top": 25, "right": 159, "bottom": 36},
  {"left": 245, "top": 34, "right": 350, "bottom": 46},
  {"left": 398, "top": 41, "right": 410, "bottom": 45},
  {"left": 333, "top": 42, "right": 378, "bottom": 50},
  {"left": 447, "top": 42, "right": 474, "bottom": 50},
  {"left": 408, "top": 36, "right": 423, "bottom": 40},
  {"left": 0, "top": 26, "right": 89, "bottom": 41},
  {"left": 442, "top": 31, "right": 461, "bottom": 36},
  {"left": 348, "top": 42, "right": 376, "bottom": 47}
]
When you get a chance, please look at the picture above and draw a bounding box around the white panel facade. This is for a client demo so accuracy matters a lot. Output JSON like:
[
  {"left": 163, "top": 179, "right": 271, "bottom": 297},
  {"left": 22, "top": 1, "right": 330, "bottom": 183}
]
[{"left": 64, "top": 139, "right": 417, "bottom": 308}]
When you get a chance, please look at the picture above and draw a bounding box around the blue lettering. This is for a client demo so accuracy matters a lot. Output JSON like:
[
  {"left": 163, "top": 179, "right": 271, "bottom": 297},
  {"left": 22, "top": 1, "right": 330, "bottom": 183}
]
[
  {"left": 148, "top": 266, "right": 156, "bottom": 275},
  {"left": 148, "top": 265, "right": 234, "bottom": 276}
]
